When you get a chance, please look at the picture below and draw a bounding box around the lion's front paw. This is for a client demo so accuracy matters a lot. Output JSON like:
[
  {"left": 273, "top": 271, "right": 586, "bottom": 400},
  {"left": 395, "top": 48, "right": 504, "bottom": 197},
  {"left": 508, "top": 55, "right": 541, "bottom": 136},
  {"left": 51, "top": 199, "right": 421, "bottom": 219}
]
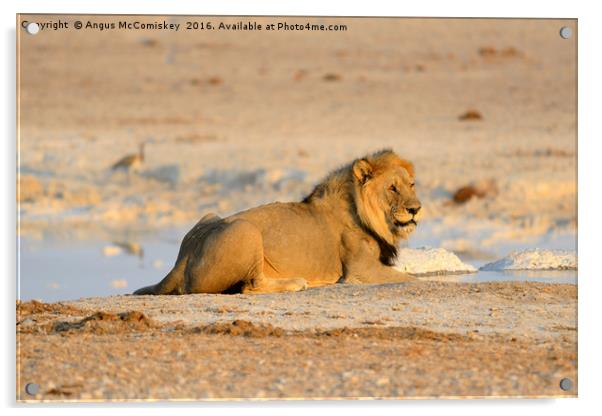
[
  {"left": 289, "top": 278, "right": 308, "bottom": 291},
  {"left": 243, "top": 277, "right": 308, "bottom": 294}
]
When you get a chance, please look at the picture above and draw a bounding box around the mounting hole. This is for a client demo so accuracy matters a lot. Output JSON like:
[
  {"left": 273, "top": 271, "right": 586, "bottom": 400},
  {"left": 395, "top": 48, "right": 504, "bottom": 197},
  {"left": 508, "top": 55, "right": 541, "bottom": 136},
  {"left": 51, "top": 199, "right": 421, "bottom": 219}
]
[
  {"left": 559, "top": 377, "right": 573, "bottom": 391},
  {"left": 25, "top": 383, "right": 39, "bottom": 395},
  {"left": 559, "top": 26, "right": 572, "bottom": 39},
  {"left": 25, "top": 22, "right": 40, "bottom": 35}
]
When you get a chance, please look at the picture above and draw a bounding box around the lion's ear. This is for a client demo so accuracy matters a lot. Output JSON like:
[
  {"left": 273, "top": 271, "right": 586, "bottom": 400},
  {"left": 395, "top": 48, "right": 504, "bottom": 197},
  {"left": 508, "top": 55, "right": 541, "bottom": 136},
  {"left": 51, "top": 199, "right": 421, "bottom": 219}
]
[
  {"left": 352, "top": 159, "right": 373, "bottom": 184},
  {"left": 399, "top": 160, "right": 415, "bottom": 178}
]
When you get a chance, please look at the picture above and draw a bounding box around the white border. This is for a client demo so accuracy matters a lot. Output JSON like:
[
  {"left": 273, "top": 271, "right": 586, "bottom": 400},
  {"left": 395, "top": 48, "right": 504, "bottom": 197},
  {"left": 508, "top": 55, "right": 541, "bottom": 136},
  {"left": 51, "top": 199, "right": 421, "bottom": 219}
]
[{"left": 3, "top": 1, "right": 600, "bottom": 415}]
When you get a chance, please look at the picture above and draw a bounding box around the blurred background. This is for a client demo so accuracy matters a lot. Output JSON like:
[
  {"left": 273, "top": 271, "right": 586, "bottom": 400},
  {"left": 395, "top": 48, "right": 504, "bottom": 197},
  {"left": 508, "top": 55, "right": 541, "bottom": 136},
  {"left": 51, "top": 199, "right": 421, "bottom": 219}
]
[{"left": 17, "top": 16, "right": 576, "bottom": 301}]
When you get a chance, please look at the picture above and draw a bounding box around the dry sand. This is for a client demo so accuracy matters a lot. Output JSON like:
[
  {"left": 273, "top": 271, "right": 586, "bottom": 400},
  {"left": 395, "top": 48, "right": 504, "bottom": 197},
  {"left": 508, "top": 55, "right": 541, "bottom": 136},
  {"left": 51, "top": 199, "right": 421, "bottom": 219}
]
[{"left": 17, "top": 281, "right": 577, "bottom": 401}]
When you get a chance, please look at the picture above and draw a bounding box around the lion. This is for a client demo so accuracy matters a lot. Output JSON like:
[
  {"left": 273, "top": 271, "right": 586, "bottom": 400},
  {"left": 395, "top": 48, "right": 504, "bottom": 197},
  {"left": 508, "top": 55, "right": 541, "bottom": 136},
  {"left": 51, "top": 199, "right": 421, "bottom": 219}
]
[{"left": 134, "top": 149, "right": 421, "bottom": 295}]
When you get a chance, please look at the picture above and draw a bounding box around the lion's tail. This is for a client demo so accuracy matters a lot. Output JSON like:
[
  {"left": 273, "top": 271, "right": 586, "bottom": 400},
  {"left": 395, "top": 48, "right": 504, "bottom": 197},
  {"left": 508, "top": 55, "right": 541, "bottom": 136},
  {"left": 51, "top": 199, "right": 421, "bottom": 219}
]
[{"left": 133, "top": 256, "right": 187, "bottom": 295}]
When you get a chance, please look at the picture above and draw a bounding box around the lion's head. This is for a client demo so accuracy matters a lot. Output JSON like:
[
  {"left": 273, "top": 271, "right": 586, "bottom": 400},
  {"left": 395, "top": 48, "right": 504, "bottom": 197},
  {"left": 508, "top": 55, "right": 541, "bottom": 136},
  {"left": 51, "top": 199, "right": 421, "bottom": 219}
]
[
  {"left": 350, "top": 150, "right": 421, "bottom": 245},
  {"left": 303, "top": 149, "right": 421, "bottom": 248}
]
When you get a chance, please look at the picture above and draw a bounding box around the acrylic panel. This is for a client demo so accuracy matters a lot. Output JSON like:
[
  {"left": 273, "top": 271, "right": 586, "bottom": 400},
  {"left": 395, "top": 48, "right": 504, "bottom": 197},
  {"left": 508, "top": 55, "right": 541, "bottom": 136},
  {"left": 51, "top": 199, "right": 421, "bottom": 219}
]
[{"left": 16, "top": 15, "right": 577, "bottom": 401}]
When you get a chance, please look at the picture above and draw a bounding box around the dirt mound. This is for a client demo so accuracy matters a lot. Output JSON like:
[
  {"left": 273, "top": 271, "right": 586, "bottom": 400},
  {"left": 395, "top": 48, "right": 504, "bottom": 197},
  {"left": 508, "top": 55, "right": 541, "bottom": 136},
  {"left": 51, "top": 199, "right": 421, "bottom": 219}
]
[
  {"left": 192, "top": 320, "right": 285, "bottom": 337},
  {"left": 51, "top": 311, "right": 158, "bottom": 334},
  {"left": 316, "top": 326, "right": 470, "bottom": 342},
  {"left": 189, "top": 320, "right": 468, "bottom": 342},
  {"left": 17, "top": 300, "right": 82, "bottom": 317}
]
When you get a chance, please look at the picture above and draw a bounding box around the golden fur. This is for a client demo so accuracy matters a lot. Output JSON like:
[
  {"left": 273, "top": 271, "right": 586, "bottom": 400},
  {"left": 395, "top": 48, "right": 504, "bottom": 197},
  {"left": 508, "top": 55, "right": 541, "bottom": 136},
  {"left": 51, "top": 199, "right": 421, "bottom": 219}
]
[{"left": 135, "top": 149, "right": 422, "bottom": 295}]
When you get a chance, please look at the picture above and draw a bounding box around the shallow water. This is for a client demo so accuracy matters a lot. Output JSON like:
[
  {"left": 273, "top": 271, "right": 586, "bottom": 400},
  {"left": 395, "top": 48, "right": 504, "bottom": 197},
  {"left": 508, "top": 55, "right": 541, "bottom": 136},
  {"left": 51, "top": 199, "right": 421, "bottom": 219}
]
[{"left": 18, "top": 224, "right": 577, "bottom": 302}]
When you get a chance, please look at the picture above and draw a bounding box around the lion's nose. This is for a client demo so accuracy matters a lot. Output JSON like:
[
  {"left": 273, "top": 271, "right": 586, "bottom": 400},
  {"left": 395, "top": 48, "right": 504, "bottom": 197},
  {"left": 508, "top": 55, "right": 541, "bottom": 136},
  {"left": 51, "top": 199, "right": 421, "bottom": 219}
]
[{"left": 406, "top": 204, "right": 421, "bottom": 216}]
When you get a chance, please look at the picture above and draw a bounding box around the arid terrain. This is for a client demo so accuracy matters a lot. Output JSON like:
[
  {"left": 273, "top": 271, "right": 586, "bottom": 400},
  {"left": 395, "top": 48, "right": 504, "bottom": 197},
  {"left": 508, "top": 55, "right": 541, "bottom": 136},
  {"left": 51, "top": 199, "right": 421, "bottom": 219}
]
[
  {"left": 16, "top": 15, "right": 577, "bottom": 401},
  {"left": 17, "top": 281, "right": 577, "bottom": 401},
  {"left": 18, "top": 16, "right": 576, "bottom": 251}
]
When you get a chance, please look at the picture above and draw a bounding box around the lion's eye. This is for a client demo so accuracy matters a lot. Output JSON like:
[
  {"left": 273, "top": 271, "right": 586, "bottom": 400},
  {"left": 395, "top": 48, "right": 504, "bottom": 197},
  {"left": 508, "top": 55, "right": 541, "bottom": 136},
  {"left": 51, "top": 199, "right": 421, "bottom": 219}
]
[
  {"left": 410, "top": 183, "right": 415, "bottom": 189},
  {"left": 389, "top": 185, "right": 398, "bottom": 193}
]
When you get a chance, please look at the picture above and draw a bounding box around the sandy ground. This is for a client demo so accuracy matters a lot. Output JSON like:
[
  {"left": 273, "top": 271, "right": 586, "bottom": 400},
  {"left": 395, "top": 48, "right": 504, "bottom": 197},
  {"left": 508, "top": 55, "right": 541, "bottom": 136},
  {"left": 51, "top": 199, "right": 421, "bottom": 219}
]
[{"left": 17, "top": 281, "right": 577, "bottom": 401}]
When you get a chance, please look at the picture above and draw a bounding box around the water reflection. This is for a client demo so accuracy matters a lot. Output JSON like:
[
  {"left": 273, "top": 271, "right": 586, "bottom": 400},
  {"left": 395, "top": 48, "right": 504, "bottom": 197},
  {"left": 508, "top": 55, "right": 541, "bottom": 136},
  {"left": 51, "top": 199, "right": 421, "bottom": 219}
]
[
  {"left": 111, "top": 241, "right": 144, "bottom": 259},
  {"left": 18, "top": 227, "right": 183, "bottom": 302}
]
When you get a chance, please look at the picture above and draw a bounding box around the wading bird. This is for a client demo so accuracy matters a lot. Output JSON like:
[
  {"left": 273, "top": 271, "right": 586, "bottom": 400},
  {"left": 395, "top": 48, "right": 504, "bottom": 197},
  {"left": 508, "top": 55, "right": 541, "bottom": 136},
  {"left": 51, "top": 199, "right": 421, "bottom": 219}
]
[{"left": 111, "top": 142, "right": 145, "bottom": 173}]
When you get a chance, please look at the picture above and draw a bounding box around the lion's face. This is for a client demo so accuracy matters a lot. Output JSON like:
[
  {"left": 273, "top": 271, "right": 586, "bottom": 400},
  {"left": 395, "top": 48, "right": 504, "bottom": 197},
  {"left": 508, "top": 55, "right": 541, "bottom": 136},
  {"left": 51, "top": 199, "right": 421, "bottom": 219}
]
[
  {"left": 382, "top": 166, "right": 421, "bottom": 239},
  {"left": 352, "top": 153, "right": 421, "bottom": 244}
]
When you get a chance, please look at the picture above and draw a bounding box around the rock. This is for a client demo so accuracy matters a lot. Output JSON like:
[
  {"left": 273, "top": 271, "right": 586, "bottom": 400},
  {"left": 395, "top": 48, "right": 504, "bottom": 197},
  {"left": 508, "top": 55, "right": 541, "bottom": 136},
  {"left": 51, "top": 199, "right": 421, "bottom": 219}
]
[
  {"left": 452, "top": 178, "right": 498, "bottom": 204},
  {"left": 480, "top": 249, "right": 577, "bottom": 271},
  {"left": 323, "top": 73, "right": 342, "bottom": 82},
  {"left": 394, "top": 247, "right": 477, "bottom": 276},
  {"left": 208, "top": 76, "right": 223, "bottom": 85},
  {"left": 458, "top": 110, "right": 483, "bottom": 121}
]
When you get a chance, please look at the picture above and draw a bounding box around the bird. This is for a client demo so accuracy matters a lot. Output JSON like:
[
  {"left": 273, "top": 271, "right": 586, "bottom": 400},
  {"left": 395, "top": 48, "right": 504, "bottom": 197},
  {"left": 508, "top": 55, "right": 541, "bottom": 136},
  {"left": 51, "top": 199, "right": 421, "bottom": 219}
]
[{"left": 111, "top": 142, "right": 145, "bottom": 173}]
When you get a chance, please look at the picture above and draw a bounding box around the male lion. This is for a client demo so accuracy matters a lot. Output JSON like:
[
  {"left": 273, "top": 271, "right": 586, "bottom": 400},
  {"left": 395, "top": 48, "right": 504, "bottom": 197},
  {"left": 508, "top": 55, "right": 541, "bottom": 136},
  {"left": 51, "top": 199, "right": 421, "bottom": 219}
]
[{"left": 134, "top": 149, "right": 421, "bottom": 295}]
